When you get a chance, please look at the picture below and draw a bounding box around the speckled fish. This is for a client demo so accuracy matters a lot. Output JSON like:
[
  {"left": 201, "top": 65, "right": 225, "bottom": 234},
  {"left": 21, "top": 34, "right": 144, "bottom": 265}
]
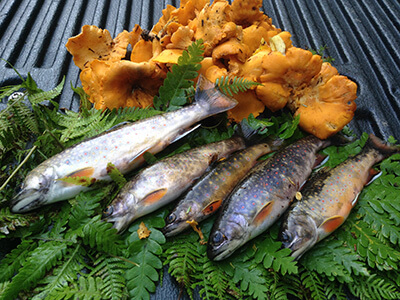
[
  {"left": 163, "top": 139, "right": 283, "bottom": 237},
  {"left": 279, "top": 134, "right": 400, "bottom": 259},
  {"left": 11, "top": 75, "right": 238, "bottom": 213},
  {"left": 207, "top": 134, "right": 349, "bottom": 261},
  {"left": 103, "top": 136, "right": 246, "bottom": 232}
]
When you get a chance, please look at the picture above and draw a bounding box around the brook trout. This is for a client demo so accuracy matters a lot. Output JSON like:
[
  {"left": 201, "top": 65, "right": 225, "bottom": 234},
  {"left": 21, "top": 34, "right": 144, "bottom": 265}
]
[
  {"left": 280, "top": 134, "right": 400, "bottom": 259},
  {"left": 163, "top": 141, "right": 282, "bottom": 237},
  {"left": 207, "top": 134, "right": 348, "bottom": 261},
  {"left": 11, "top": 75, "right": 237, "bottom": 213},
  {"left": 103, "top": 136, "right": 246, "bottom": 232}
]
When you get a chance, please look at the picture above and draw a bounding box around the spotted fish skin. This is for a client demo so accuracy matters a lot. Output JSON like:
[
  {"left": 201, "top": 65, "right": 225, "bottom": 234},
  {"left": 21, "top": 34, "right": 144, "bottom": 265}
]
[
  {"left": 207, "top": 135, "right": 337, "bottom": 261},
  {"left": 280, "top": 134, "right": 400, "bottom": 259},
  {"left": 11, "top": 75, "right": 238, "bottom": 213},
  {"left": 162, "top": 142, "right": 278, "bottom": 237},
  {"left": 103, "top": 136, "right": 246, "bottom": 232}
]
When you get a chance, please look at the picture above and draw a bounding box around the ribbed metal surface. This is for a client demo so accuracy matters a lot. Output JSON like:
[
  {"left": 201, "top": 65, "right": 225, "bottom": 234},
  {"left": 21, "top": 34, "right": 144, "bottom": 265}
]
[{"left": 0, "top": 1, "right": 399, "bottom": 297}]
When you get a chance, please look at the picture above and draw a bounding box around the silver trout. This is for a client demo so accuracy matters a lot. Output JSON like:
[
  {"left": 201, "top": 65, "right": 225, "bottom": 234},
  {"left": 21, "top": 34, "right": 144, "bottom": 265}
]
[
  {"left": 103, "top": 136, "right": 246, "bottom": 232},
  {"left": 11, "top": 75, "right": 237, "bottom": 213},
  {"left": 207, "top": 134, "right": 347, "bottom": 261},
  {"left": 163, "top": 141, "right": 282, "bottom": 237},
  {"left": 279, "top": 134, "right": 400, "bottom": 259}
]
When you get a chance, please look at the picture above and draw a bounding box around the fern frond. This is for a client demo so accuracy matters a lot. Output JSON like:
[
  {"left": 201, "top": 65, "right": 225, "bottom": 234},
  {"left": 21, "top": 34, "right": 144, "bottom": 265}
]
[
  {"left": 254, "top": 234, "right": 298, "bottom": 275},
  {"left": 0, "top": 240, "right": 68, "bottom": 300},
  {"left": 338, "top": 216, "right": 400, "bottom": 271},
  {"left": 301, "top": 238, "right": 368, "bottom": 283},
  {"left": 0, "top": 207, "right": 38, "bottom": 235},
  {"left": 231, "top": 261, "right": 269, "bottom": 300},
  {"left": 29, "top": 76, "right": 65, "bottom": 106},
  {"left": 163, "top": 233, "right": 202, "bottom": 297},
  {"left": 192, "top": 257, "right": 240, "bottom": 300},
  {"left": 125, "top": 219, "right": 166, "bottom": 300},
  {"left": 67, "top": 186, "right": 112, "bottom": 232},
  {"left": 79, "top": 216, "right": 123, "bottom": 255},
  {"left": 51, "top": 276, "right": 104, "bottom": 300},
  {"left": 348, "top": 274, "right": 400, "bottom": 300},
  {"left": 215, "top": 75, "right": 261, "bottom": 97},
  {"left": 0, "top": 239, "right": 37, "bottom": 282},
  {"left": 268, "top": 271, "right": 302, "bottom": 300},
  {"left": 299, "top": 268, "right": 326, "bottom": 300},
  {"left": 324, "top": 280, "right": 347, "bottom": 300},
  {"left": 32, "top": 244, "right": 86, "bottom": 300},
  {"left": 90, "top": 254, "right": 128, "bottom": 300},
  {"left": 153, "top": 39, "right": 204, "bottom": 111}
]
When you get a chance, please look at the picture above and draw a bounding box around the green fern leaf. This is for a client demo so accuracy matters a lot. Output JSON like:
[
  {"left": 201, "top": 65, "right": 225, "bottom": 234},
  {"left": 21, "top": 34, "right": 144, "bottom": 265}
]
[
  {"left": 0, "top": 239, "right": 38, "bottom": 282},
  {"left": 301, "top": 238, "right": 369, "bottom": 283},
  {"left": 153, "top": 39, "right": 204, "bottom": 111},
  {"left": 125, "top": 215, "right": 166, "bottom": 300},
  {"left": 215, "top": 75, "right": 261, "bottom": 97},
  {"left": 299, "top": 268, "right": 327, "bottom": 300},
  {"left": 79, "top": 216, "right": 123, "bottom": 255},
  {"left": 52, "top": 276, "right": 104, "bottom": 300},
  {"left": 231, "top": 261, "right": 269, "bottom": 300},
  {"left": 0, "top": 240, "right": 68, "bottom": 300},
  {"left": 67, "top": 188, "right": 109, "bottom": 231},
  {"left": 348, "top": 274, "right": 400, "bottom": 300},
  {"left": 29, "top": 76, "right": 65, "bottom": 107},
  {"left": 338, "top": 215, "right": 400, "bottom": 271},
  {"left": 192, "top": 257, "right": 240, "bottom": 300},
  {"left": 268, "top": 271, "right": 302, "bottom": 300},
  {"left": 106, "top": 162, "right": 127, "bottom": 189},
  {"left": 254, "top": 234, "right": 298, "bottom": 276},
  {"left": 32, "top": 244, "right": 86, "bottom": 300},
  {"left": 90, "top": 254, "right": 128, "bottom": 300},
  {"left": 163, "top": 233, "right": 202, "bottom": 297}
]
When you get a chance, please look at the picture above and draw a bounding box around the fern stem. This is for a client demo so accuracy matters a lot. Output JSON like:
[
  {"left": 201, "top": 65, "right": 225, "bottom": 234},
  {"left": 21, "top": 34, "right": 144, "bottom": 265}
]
[
  {"left": 108, "top": 253, "right": 139, "bottom": 267},
  {"left": 0, "top": 145, "right": 37, "bottom": 192},
  {"left": 0, "top": 91, "right": 27, "bottom": 118}
]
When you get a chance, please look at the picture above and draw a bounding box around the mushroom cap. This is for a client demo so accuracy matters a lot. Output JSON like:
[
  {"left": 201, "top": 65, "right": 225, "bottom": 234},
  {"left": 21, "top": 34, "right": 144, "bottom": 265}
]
[
  {"left": 291, "top": 63, "right": 357, "bottom": 139},
  {"left": 80, "top": 60, "right": 165, "bottom": 110},
  {"left": 66, "top": 25, "right": 130, "bottom": 70}
]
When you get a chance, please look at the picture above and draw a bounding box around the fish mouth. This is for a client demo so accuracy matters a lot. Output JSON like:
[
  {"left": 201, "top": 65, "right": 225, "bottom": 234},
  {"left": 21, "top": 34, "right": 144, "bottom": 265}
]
[
  {"left": 162, "top": 221, "right": 189, "bottom": 237},
  {"left": 11, "top": 188, "right": 45, "bottom": 213},
  {"left": 103, "top": 212, "right": 132, "bottom": 233},
  {"left": 207, "top": 238, "right": 242, "bottom": 261}
]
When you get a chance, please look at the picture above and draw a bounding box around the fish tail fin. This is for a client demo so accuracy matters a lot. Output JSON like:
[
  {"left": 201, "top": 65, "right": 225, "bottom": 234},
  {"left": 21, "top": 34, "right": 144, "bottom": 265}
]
[
  {"left": 234, "top": 120, "right": 285, "bottom": 149},
  {"left": 195, "top": 75, "right": 238, "bottom": 116},
  {"left": 367, "top": 134, "right": 400, "bottom": 157}
]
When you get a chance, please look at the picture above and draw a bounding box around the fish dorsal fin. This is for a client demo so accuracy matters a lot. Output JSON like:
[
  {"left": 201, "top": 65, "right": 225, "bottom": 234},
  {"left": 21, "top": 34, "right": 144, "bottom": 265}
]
[
  {"left": 128, "top": 142, "right": 159, "bottom": 165},
  {"left": 366, "top": 168, "right": 382, "bottom": 186},
  {"left": 65, "top": 167, "right": 95, "bottom": 178},
  {"left": 202, "top": 199, "right": 223, "bottom": 215},
  {"left": 142, "top": 188, "right": 168, "bottom": 205},
  {"left": 319, "top": 215, "right": 344, "bottom": 233},
  {"left": 252, "top": 201, "right": 274, "bottom": 226},
  {"left": 170, "top": 124, "right": 201, "bottom": 144}
]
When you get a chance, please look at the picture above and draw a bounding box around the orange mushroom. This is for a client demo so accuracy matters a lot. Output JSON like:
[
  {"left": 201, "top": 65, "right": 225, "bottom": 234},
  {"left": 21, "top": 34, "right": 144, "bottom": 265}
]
[
  {"left": 66, "top": 25, "right": 130, "bottom": 70},
  {"left": 80, "top": 60, "right": 165, "bottom": 110},
  {"left": 288, "top": 63, "right": 357, "bottom": 139}
]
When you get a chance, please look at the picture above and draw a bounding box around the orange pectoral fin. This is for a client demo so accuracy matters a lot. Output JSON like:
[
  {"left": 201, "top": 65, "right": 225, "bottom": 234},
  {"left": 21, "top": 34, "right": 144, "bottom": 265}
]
[
  {"left": 141, "top": 188, "right": 168, "bottom": 205},
  {"left": 320, "top": 215, "right": 345, "bottom": 233},
  {"left": 66, "top": 167, "right": 95, "bottom": 178},
  {"left": 366, "top": 168, "right": 382, "bottom": 186},
  {"left": 202, "top": 199, "right": 223, "bottom": 215},
  {"left": 252, "top": 201, "right": 273, "bottom": 226}
]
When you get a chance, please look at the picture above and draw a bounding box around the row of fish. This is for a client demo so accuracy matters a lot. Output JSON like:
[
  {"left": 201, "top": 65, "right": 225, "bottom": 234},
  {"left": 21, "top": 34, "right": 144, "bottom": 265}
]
[{"left": 11, "top": 75, "right": 400, "bottom": 260}]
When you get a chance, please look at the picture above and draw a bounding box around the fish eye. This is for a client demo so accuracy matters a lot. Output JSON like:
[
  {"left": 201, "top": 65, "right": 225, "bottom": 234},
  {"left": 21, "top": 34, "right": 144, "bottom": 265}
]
[
  {"left": 212, "top": 231, "right": 225, "bottom": 246},
  {"left": 166, "top": 213, "right": 176, "bottom": 224},
  {"left": 103, "top": 206, "right": 114, "bottom": 217}
]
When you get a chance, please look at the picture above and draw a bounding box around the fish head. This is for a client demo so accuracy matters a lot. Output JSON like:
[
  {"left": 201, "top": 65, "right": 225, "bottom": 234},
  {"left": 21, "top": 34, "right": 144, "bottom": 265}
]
[
  {"left": 11, "top": 166, "right": 57, "bottom": 213},
  {"left": 279, "top": 212, "right": 318, "bottom": 259},
  {"left": 103, "top": 192, "right": 137, "bottom": 233},
  {"left": 207, "top": 213, "right": 248, "bottom": 261},
  {"left": 162, "top": 200, "right": 201, "bottom": 237}
]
